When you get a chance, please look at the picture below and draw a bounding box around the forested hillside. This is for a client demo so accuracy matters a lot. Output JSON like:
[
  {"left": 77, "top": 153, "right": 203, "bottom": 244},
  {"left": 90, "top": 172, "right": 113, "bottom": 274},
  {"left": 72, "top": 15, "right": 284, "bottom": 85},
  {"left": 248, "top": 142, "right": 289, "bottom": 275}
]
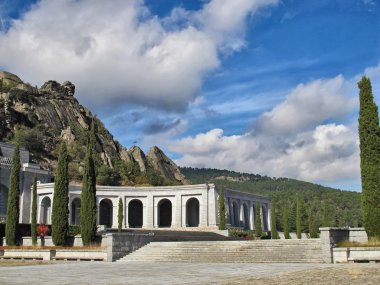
[{"left": 181, "top": 167, "right": 363, "bottom": 232}]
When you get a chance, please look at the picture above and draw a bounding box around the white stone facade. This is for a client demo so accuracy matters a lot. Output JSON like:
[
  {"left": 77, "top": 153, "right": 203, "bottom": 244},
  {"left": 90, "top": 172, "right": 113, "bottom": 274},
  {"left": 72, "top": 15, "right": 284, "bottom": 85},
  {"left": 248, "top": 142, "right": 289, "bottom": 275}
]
[{"left": 36, "top": 183, "right": 271, "bottom": 231}]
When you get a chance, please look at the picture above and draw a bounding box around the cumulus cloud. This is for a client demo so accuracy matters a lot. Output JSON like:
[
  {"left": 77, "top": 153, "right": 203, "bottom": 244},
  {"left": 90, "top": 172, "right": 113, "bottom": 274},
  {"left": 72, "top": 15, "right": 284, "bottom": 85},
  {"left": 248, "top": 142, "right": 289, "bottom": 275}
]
[
  {"left": 0, "top": 0, "right": 279, "bottom": 111},
  {"left": 170, "top": 71, "right": 365, "bottom": 183}
]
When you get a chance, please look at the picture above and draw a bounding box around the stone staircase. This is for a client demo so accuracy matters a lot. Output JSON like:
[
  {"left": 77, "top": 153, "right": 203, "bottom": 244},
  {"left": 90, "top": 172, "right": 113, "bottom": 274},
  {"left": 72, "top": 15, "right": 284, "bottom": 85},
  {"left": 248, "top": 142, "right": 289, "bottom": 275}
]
[{"left": 117, "top": 239, "right": 324, "bottom": 263}]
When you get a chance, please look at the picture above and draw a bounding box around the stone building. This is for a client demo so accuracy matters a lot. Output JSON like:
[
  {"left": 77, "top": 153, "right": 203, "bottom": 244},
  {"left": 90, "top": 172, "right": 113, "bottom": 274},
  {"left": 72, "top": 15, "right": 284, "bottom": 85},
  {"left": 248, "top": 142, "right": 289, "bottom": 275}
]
[
  {"left": 36, "top": 183, "right": 271, "bottom": 231},
  {"left": 0, "top": 142, "right": 52, "bottom": 224}
]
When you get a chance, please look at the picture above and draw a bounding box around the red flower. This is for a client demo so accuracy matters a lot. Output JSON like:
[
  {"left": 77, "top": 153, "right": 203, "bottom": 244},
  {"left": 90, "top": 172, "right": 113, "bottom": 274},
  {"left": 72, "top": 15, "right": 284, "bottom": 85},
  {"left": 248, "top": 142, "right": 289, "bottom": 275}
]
[{"left": 36, "top": 224, "right": 49, "bottom": 237}]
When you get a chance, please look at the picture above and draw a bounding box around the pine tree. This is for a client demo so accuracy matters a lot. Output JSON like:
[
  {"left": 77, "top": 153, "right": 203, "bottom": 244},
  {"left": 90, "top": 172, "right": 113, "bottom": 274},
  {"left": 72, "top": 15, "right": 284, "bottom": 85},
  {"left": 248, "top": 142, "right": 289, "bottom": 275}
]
[
  {"left": 31, "top": 177, "right": 37, "bottom": 246},
  {"left": 218, "top": 187, "right": 226, "bottom": 230},
  {"left": 255, "top": 202, "right": 262, "bottom": 238},
  {"left": 358, "top": 76, "right": 380, "bottom": 237},
  {"left": 283, "top": 202, "right": 290, "bottom": 239},
  {"left": 80, "top": 123, "right": 97, "bottom": 245},
  {"left": 5, "top": 144, "right": 21, "bottom": 246},
  {"left": 51, "top": 142, "right": 69, "bottom": 246},
  {"left": 270, "top": 199, "right": 279, "bottom": 239},
  {"left": 296, "top": 195, "right": 302, "bottom": 239},
  {"left": 118, "top": 198, "right": 123, "bottom": 233}
]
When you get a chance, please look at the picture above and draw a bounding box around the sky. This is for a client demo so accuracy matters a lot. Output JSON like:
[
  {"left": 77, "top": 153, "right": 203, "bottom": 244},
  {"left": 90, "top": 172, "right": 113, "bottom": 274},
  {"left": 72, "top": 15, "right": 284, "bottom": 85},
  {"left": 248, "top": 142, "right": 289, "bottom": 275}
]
[{"left": 0, "top": 0, "right": 379, "bottom": 191}]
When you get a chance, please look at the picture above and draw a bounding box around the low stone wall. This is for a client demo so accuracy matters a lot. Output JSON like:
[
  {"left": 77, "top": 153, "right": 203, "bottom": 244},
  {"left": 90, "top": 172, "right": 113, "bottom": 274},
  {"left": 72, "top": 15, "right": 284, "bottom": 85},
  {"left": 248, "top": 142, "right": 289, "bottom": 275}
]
[
  {"left": 333, "top": 247, "right": 380, "bottom": 263},
  {"left": 2, "top": 233, "right": 154, "bottom": 262},
  {"left": 319, "top": 227, "right": 368, "bottom": 263},
  {"left": 0, "top": 248, "right": 105, "bottom": 261},
  {"left": 21, "top": 235, "right": 106, "bottom": 247},
  {"left": 106, "top": 232, "right": 154, "bottom": 262}
]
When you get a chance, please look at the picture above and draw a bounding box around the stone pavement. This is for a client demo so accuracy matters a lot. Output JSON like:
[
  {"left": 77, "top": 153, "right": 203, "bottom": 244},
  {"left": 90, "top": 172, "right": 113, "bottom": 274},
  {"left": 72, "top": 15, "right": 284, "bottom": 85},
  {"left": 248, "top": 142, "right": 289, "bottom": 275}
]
[{"left": 0, "top": 261, "right": 379, "bottom": 285}]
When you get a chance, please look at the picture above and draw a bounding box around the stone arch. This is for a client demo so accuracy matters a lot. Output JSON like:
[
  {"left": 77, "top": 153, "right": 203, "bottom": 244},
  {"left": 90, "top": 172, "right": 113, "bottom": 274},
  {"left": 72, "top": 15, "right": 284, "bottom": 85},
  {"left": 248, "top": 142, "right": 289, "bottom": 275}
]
[
  {"left": 158, "top": 199, "right": 172, "bottom": 228},
  {"left": 99, "top": 199, "right": 113, "bottom": 228},
  {"left": 262, "top": 205, "right": 268, "bottom": 231},
  {"left": 71, "top": 198, "right": 81, "bottom": 225},
  {"left": 232, "top": 201, "right": 239, "bottom": 227},
  {"left": 243, "top": 203, "right": 250, "bottom": 230},
  {"left": 128, "top": 199, "right": 143, "bottom": 228},
  {"left": 186, "top": 197, "right": 200, "bottom": 227},
  {"left": 0, "top": 184, "right": 8, "bottom": 216},
  {"left": 40, "top": 196, "right": 51, "bottom": 224}
]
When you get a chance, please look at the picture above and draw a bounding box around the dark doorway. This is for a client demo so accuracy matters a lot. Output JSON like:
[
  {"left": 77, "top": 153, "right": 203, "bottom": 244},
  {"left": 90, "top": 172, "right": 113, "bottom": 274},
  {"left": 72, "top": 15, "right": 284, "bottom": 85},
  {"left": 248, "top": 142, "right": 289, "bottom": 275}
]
[
  {"left": 40, "top": 196, "right": 51, "bottom": 224},
  {"left": 99, "top": 199, "right": 113, "bottom": 228},
  {"left": 233, "top": 201, "right": 239, "bottom": 226},
  {"left": 71, "top": 198, "right": 81, "bottom": 225},
  {"left": 243, "top": 204, "right": 250, "bottom": 230},
  {"left": 262, "top": 205, "right": 268, "bottom": 231},
  {"left": 128, "top": 199, "right": 143, "bottom": 228},
  {"left": 186, "top": 198, "right": 199, "bottom": 227},
  {"left": 0, "top": 185, "right": 8, "bottom": 216},
  {"left": 158, "top": 199, "right": 172, "bottom": 227}
]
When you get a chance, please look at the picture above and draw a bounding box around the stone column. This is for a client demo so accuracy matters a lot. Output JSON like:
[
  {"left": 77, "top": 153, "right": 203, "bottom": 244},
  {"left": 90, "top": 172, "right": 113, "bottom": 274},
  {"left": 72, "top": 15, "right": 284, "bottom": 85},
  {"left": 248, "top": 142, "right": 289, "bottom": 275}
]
[
  {"left": 230, "top": 199, "right": 235, "bottom": 227},
  {"left": 249, "top": 201, "right": 254, "bottom": 230},
  {"left": 267, "top": 204, "right": 271, "bottom": 231},
  {"left": 145, "top": 194, "right": 154, "bottom": 228},
  {"left": 239, "top": 200, "right": 243, "bottom": 227},
  {"left": 173, "top": 195, "right": 181, "bottom": 228}
]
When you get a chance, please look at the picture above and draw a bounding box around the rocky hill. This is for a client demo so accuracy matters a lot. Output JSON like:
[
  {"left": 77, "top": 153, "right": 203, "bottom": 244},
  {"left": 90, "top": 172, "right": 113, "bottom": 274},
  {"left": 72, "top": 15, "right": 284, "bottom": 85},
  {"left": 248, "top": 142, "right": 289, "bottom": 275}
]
[{"left": 0, "top": 71, "right": 187, "bottom": 185}]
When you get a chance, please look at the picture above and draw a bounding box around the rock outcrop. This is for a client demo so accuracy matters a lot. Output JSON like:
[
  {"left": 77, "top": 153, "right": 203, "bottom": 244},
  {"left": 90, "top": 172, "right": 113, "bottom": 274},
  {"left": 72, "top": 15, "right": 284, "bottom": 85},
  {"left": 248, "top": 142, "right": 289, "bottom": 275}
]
[
  {"left": 147, "top": 146, "right": 188, "bottom": 184},
  {"left": 0, "top": 71, "right": 187, "bottom": 185}
]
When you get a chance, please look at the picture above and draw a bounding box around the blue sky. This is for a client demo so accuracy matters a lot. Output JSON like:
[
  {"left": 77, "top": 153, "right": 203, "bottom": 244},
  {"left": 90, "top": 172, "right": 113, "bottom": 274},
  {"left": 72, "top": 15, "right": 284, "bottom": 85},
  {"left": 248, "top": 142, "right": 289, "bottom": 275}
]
[{"left": 0, "top": 0, "right": 379, "bottom": 191}]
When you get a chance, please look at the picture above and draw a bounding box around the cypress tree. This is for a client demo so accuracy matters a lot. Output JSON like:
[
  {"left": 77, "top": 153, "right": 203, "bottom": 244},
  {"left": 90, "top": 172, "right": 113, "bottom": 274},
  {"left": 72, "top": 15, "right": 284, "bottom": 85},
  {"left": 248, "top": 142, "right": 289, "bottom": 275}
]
[
  {"left": 283, "top": 202, "right": 290, "bottom": 239},
  {"left": 51, "top": 142, "right": 69, "bottom": 246},
  {"left": 31, "top": 177, "right": 37, "bottom": 246},
  {"left": 270, "top": 200, "right": 279, "bottom": 239},
  {"left": 308, "top": 206, "right": 318, "bottom": 238},
  {"left": 218, "top": 187, "right": 226, "bottom": 230},
  {"left": 118, "top": 198, "right": 123, "bottom": 233},
  {"left": 255, "top": 202, "right": 262, "bottom": 238},
  {"left": 81, "top": 123, "right": 97, "bottom": 245},
  {"left": 358, "top": 76, "right": 380, "bottom": 237},
  {"left": 296, "top": 195, "right": 302, "bottom": 239},
  {"left": 5, "top": 144, "right": 21, "bottom": 246}
]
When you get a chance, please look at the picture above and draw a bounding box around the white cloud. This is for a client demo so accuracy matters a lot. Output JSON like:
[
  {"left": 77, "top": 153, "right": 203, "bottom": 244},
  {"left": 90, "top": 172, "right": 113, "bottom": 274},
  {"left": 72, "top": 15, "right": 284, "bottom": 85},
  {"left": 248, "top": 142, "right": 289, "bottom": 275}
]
[
  {"left": 252, "top": 75, "right": 356, "bottom": 135},
  {"left": 0, "top": 0, "right": 279, "bottom": 111},
  {"left": 169, "top": 71, "right": 365, "bottom": 184}
]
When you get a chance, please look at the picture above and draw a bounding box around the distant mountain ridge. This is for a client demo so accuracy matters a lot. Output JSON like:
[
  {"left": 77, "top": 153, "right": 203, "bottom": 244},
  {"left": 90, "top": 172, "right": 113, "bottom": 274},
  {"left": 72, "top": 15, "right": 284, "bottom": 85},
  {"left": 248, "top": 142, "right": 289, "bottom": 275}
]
[
  {"left": 0, "top": 71, "right": 187, "bottom": 185},
  {"left": 180, "top": 167, "right": 363, "bottom": 229}
]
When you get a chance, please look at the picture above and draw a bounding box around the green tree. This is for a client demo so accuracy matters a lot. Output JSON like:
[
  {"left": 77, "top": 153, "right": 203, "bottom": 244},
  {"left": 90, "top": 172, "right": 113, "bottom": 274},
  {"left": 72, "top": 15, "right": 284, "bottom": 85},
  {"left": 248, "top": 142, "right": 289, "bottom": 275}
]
[
  {"left": 218, "top": 187, "right": 226, "bottom": 230},
  {"left": 51, "top": 142, "right": 69, "bottom": 246},
  {"left": 308, "top": 206, "right": 318, "bottom": 238},
  {"left": 322, "top": 204, "right": 331, "bottom": 227},
  {"left": 255, "top": 202, "right": 263, "bottom": 238},
  {"left": 118, "top": 198, "right": 123, "bottom": 233},
  {"left": 80, "top": 123, "right": 97, "bottom": 245},
  {"left": 296, "top": 195, "right": 302, "bottom": 239},
  {"left": 97, "top": 165, "right": 121, "bottom": 186},
  {"left": 283, "top": 202, "right": 290, "bottom": 239},
  {"left": 270, "top": 199, "right": 279, "bottom": 239},
  {"left": 31, "top": 177, "right": 37, "bottom": 246},
  {"left": 5, "top": 144, "right": 21, "bottom": 246},
  {"left": 358, "top": 76, "right": 380, "bottom": 237}
]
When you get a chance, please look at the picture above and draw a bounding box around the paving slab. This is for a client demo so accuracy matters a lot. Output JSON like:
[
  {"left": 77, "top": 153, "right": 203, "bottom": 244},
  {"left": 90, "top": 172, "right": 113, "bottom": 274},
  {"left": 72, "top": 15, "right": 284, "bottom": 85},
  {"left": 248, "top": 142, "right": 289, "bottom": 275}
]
[{"left": 0, "top": 261, "right": 379, "bottom": 285}]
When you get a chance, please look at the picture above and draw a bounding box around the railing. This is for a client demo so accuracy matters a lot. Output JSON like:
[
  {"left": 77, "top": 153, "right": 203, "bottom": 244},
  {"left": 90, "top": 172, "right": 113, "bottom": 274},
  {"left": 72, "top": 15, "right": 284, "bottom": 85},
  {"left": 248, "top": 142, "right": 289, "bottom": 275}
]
[{"left": 0, "top": 156, "right": 12, "bottom": 169}]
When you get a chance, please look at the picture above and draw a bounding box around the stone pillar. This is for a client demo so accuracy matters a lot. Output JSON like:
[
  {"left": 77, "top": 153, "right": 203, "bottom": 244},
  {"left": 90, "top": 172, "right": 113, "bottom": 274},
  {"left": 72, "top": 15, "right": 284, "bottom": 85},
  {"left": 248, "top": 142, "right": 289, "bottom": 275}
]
[
  {"left": 173, "top": 195, "right": 181, "bottom": 228},
  {"left": 319, "top": 227, "right": 349, "bottom": 263},
  {"left": 112, "top": 198, "right": 118, "bottom": 229},
  {"left": 267, "top": 204, "right": 272, "bottom": 232},
  {"left": 249, "top": 201, "right": 254, "bottom": 230},
  {"left": 239, "top": 202, "right": 244, "bottom": 227},
  {"left": 145, "top": 195, "right": 154, "bottom": 228}
]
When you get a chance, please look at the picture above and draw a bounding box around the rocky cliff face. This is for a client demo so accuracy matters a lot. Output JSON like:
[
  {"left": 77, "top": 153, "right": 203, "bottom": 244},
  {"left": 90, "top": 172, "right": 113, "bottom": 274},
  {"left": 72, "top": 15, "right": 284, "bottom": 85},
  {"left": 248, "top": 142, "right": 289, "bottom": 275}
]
[{"left": 0, "top": 71, "right": 187, "bottom": 185}]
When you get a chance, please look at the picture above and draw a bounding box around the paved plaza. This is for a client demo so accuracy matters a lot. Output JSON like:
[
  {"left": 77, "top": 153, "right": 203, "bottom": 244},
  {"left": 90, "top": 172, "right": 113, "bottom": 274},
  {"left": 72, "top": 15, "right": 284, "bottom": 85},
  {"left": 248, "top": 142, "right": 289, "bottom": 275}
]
[{"left": 0, "top": 261, "right": 379, "bottom": 284}]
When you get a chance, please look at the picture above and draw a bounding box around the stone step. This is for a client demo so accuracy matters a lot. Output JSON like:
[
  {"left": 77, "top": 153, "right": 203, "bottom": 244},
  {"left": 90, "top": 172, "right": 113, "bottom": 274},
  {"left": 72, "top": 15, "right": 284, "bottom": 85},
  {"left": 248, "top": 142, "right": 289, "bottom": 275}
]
[{"left": 118, "top": 240, "right": 324, "bottom": 263}]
